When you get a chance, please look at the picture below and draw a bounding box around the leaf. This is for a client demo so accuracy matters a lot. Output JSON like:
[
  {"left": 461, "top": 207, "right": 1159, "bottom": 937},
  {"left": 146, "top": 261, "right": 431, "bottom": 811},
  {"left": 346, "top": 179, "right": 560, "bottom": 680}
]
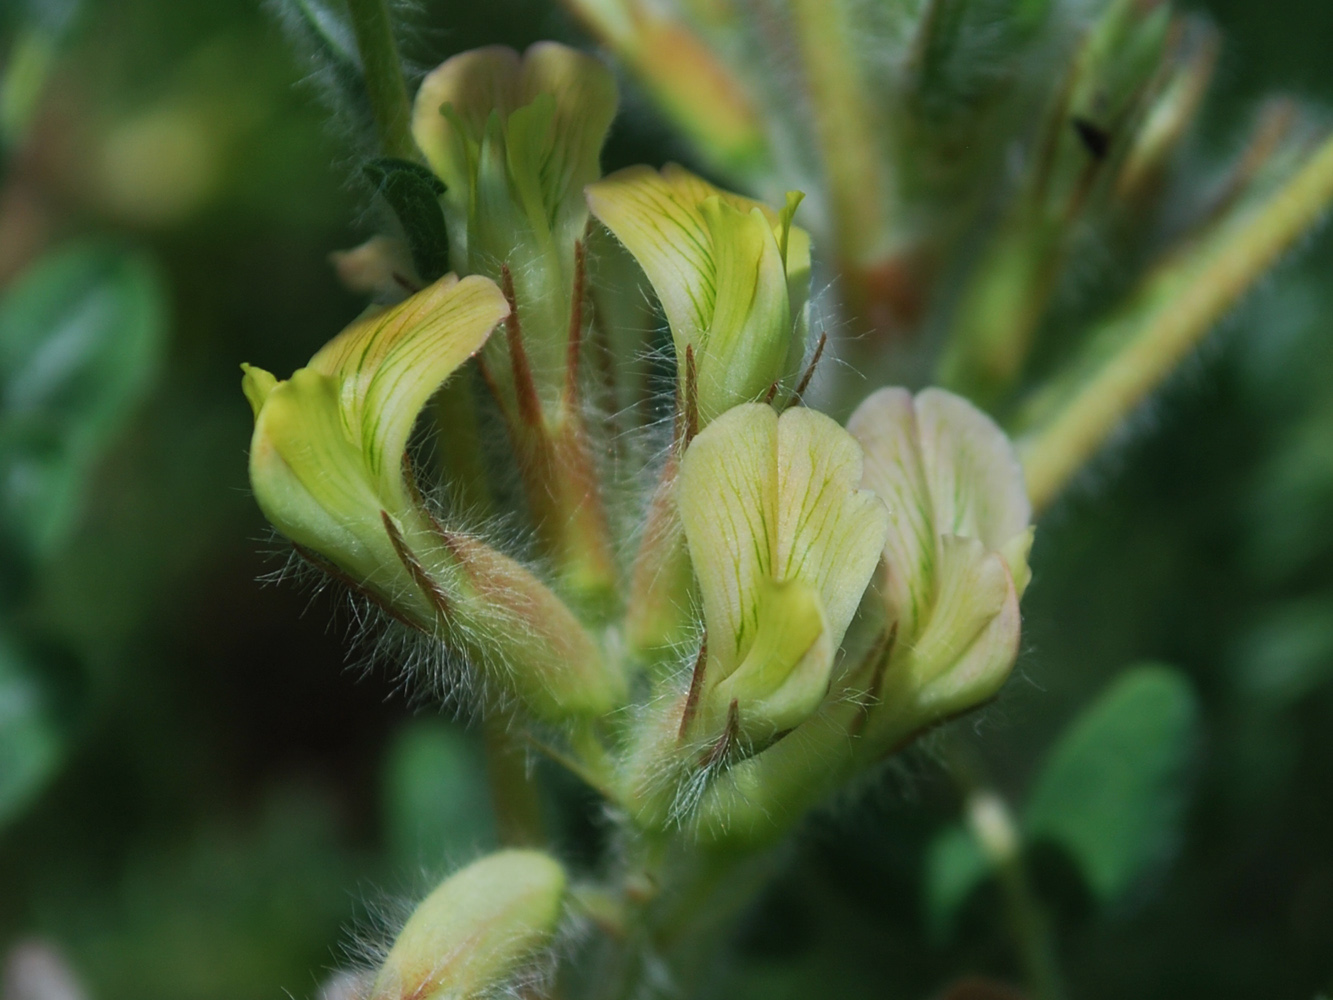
[
  {"left": 0, "top": 631, "right": 65, "bottom": 827},
  {"left": 381, "top": 721, "right": 496, "bottom": 868},
  {"left": 1024, "top": 664, "right": 1201, "bottom": 905},
  {"left": 363, "top": 157, "right": 451, "bottom": 284},
  {"left": 268, "top": 0, "right": 367, "bottom": 123},
  {"left": 923, "top": 821, "right": 993, "bottom": 942},
  {"left": 0, "top": 242, "right": 165, "bottom": 569}
]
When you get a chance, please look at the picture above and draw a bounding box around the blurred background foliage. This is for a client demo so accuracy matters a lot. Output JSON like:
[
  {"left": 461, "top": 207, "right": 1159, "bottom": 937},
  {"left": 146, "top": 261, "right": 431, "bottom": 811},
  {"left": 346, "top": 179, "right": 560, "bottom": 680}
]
[{"left": 0, "top": 0, "right": 1331, "bottom": 998}]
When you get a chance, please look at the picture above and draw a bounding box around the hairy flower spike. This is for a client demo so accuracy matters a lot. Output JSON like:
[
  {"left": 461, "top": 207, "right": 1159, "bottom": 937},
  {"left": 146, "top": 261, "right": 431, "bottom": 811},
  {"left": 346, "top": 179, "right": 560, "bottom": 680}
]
[
  {"left": 586, "top": 164, "right": 812, "bottom": 426},
  {"left": 849, "top": 388, "right": 1033, "bottom": 738},
  {"left": 677, "top": 403, "right": 889, "bottom": 745},
  {"left": 370, "top": 850, "right": 565, "bottom": 1000}
]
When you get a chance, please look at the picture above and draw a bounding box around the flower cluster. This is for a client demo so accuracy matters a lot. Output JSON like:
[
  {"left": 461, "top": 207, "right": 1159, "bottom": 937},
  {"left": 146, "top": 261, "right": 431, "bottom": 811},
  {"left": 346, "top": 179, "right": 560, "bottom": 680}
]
[{"left": 243, "top": 40, "right": 1032, "bottom": 998}]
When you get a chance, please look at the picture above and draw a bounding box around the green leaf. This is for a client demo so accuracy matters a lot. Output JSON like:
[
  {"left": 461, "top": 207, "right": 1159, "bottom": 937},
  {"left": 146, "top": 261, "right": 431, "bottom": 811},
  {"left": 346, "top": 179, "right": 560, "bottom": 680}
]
[
  {"left": 0, "top": 241, "right": 165, "bottom": 569},
  {"left": 381, "top": 720, "right": 497, "bottom": 868},
  {"left": 923, "top": 822, "right": 992, "bottom": 942},
  {"left": 363, "top": 157, "right": 451, "bottom": 283},
  {"left": 0, "top": 631, "right": 64, "bottom": 827},
  {"left": 1024, "top": 664, "right": 1200, "bottom": 905}
]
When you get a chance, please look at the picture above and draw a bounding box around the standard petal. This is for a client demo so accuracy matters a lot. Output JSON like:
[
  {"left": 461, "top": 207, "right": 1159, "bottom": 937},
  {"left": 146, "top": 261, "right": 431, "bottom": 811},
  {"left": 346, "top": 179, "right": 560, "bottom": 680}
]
[
  {"left": 587, "top": 165, "right": 812, "bottom": 423},
  {"left": 513, "top": 42, "right": 617, "bottom": 233},
  {"left": 586, "top": 164, "right": 718, "bottom": 349},
  {"left": 309, "top": 273, "right": 509, "bottom": 507},
  {"left": 915, "top": 388, "right": 1032, "bottom": 558},
  {"left": 847, "top": 387, "right": 937, "bottom": 641},
  {"left": 697, "top": 198, "right": 792, "bottom": 421},
  {"left": 412, "top": 46, "right": 522, "bottom": 190}
]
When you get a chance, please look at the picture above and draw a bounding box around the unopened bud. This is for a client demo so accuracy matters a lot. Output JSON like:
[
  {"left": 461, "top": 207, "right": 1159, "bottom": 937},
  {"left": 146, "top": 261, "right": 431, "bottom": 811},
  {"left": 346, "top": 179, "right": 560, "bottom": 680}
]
[{"left": 370, "top": 850, "right": 565, "bottom": 1000}]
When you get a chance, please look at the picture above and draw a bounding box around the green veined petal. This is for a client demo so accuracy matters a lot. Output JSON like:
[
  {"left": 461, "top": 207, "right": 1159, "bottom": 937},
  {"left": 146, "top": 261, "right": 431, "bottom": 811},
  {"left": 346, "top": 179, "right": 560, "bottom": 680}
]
[{"left": 308, "top": 273, "right": 509, "bottom": 508}]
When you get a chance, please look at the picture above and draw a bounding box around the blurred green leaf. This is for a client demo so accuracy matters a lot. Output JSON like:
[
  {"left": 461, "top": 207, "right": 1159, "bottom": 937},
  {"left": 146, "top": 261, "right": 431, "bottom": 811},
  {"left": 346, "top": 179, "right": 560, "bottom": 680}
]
[
  {"left": 923, "top": 821, "right": 992, "bottom": 942},
  {"left": 381, "top": 720, "right": 495, "bottom": 870},
  {"left": 364, "top": 157, "right": 450, "bottom": 283},
  {"left": 1024, "top": 664, "right": 1200, "bottom": 905},
  {"left": 1232, "top": 595, "right": 1333, "bottom": 709},
  {"left": 0, "top": 630, "right": 63, "bottom": 827},
  {"left": 0, "top": 241, "right": 166, "bottom": 569}
]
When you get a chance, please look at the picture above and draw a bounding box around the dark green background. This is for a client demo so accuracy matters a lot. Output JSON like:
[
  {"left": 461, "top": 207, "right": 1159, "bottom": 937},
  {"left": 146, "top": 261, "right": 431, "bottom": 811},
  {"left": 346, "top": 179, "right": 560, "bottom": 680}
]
[{"left": 1, "top": 1, "right": 1331, "bottom": 998}]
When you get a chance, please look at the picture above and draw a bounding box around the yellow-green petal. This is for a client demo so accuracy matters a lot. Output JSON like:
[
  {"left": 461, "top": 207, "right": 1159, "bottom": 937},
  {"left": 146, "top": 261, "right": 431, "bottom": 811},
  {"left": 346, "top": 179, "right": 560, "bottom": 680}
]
[{"left": 586, "top": 165, "right": 812, "bottom": 424}]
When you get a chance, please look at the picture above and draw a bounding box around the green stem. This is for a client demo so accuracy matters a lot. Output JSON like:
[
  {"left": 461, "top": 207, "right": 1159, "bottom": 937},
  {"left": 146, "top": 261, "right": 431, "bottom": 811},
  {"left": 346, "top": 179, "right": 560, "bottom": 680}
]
[
  {"left": 346, "top": 0, "right": 416, "bottom": 160},
  {"left": 1019, "top": 132, "right": 1333, "bottom": 513},
  {"left": 993, "top": 843, "right": 1065, "bottom": 1000},
  {"left": 593, "top": 833, "right": 781, "bottom": 1000},
  {"left": 788, "top": 0, "right": 888, "bottom": 267},
  {"left": 948, "top": 742, "right": 1065, "bottom": 1000}
]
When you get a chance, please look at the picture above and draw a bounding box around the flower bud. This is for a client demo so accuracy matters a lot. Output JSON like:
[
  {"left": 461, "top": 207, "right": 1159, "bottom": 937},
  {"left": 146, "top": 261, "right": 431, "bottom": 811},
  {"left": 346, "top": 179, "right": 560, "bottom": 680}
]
[
  {"left": 412, "top": 43, "right": 617, "bottom": 399},
  {"left": 586, "top": 166, "right": 811, "bottom": 426},
  {"left": 243, "top": 274, "right": 624, "bottom": 723},
  {"left": 677, "top": 404, "right": 888, "bottom": 745},
  {"left": 370, "top": 850, "right": 565, "bottom": 1000},
  {"left": 848, "top": 387, "right": 1033, "bottom": 742}
]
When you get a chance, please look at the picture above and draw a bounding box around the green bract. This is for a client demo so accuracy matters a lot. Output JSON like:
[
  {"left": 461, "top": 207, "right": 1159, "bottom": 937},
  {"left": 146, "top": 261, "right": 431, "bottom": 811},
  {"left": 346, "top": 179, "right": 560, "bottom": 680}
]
[
  {"left": 678, "top": 403, "right": 888, "bottom": 744},
  {"left": 586, "top": 165, "right": 811, "bottom": 425}
]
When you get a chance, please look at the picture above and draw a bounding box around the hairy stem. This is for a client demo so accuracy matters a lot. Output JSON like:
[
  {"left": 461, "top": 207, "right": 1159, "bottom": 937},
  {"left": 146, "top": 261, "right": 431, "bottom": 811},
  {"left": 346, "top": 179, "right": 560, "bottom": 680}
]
[{"left": 346, "top": 0, "right": 416, "bottom": 160}]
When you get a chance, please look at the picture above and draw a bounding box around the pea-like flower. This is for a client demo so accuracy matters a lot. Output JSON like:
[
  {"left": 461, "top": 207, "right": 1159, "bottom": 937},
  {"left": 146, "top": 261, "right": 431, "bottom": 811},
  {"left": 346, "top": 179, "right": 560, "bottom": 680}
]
[
  {"left": 412, "top": 42, "right": 617, "bottom": 395},
  {"left": 848, "top": 387, "right": 1034, "bottom": 741},
  {"left": 677, "top": 403, "right": 889, "bottom": 746},
  {"left": 691, "top": 388, "right": 1033, "bottom": 843},
  {"left": 242, "top": 274, "right": 624, "bottom": 724}
]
